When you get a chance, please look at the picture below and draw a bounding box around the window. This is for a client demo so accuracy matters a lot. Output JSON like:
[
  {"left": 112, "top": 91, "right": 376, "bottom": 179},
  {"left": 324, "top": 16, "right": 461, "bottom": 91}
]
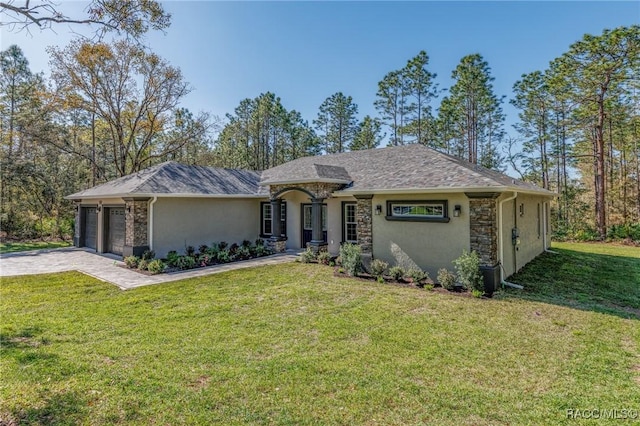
[
  {"left": 385, "top": 200, "right": 450, "bottom": 223},
  {"left": 261, "top": 202, "right": 286, "bottom": 237},
  {"left": 343, "top": 202, "right": 357, "bottom": 243},
  {"left": 303, "top": 205, "right": 327, "bottom": 231}
]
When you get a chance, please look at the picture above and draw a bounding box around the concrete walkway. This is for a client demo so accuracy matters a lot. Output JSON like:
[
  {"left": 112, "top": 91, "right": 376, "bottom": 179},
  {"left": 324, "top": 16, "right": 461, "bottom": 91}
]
[{"left": 0, "top": 247, "right": 299, "bottom": 290}]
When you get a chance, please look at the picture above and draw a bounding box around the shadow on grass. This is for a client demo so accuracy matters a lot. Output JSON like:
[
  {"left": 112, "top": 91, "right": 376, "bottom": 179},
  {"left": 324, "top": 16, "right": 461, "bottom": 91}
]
[
  {"left": 496, "top": 246, "right": 640, "bottom": 320},
  {"left": 1, "top": 390, "right": 89, "bottom": 425}
]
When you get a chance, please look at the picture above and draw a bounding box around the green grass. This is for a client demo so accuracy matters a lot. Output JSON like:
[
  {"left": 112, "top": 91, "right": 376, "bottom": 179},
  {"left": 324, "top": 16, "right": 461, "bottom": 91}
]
[
  {"left": 1, "top": 243, "right": 639, "bottom": 425},
  {"left": 0, "top": 240, "right": 72, "bottom": 254},
  {"left": 502, "top": 242, "right": 640, "bottom": 319}
]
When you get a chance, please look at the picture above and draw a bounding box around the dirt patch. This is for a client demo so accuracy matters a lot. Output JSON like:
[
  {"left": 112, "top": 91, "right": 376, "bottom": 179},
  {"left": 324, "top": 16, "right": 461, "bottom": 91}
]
[{"left": 189, "top": 375, "right": 211, "bottom": 391}]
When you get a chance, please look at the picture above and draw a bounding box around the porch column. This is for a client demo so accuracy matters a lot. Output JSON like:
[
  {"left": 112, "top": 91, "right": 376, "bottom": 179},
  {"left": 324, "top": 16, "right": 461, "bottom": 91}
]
[
  {"left": 465, "top": 192, "right": 500, "bottom": 294},
  {"left": 268, "top": 198, "right": 287, "bottom": 253},
  {"left": 354, "top": 194, "right": 373, "bottom": 270},
  {"left": 309, "top": 197, "right": 327, "bottom": 253}
]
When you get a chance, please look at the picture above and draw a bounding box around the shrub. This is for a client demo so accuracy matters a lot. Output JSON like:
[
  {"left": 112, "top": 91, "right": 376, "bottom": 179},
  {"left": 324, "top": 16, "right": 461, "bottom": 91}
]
[
  {"left": 197, "top": 254, "right": 212, "bottom": 267},
  {"left": 186, "top": 245, "right": 196, "bottom": 257},
  {"left": 453, "top": 250, "right": 483, "bottom": 292},
  {"left": 141, "top": 250, "right": 155, "bottom": 261},
  {"left": 124, "top": 255, "right": 139, "bottom": 269},
  {"left": 317, "top": 250, "right": 332, "bottom": 265},
  {"left": 176, "top": 255, "right": 196, "bottom": 270},
  {"left": 217, "top": 249, "right": 231, "bottom": 263},
  {"left": 388, "top": 265, "right": 404, "bottom": 281},
  {"left": 299, "top": 247, "right": 316, "bottom": 263},
  {"left": 138, "top": 259, "right": 149, "bottom": 271},
  {"left": 237, "top": 245, "right": 251, "bottom": 260},
  {"left": 166, "top": 250, "right": 180, "bottom": 267},
  {"left": 218, "top": 241, "right": 228, "bottom": 250},
  {"left": 205, "top": 245, "right": 220, "bottom": 259},
  {"left": 424, "top": 283, "right": 434, "bottom": 291},
  {"left": 607, "top": 223, "right": 640, "bottom": 242},
  {"left": 241, "top": 239, "right": 252, "bottom": 248},
  {"left": 255, "top": 238, "right": 265, "bottom": 247},
  {"left": 339, "top": 243, "right": 362, "bottom": 276},
  {"left": 147, "top": 259, "right": 165, "bottom": 275},
  {"left": 255, "top": 244, "right": 272, "bottom": 257},
  {"left": 437, "top": 268, "right": 457, "bottom": 291},
  {"left": 471, "top": 289, "right": 484, "bottom": 298},
  {"left": 198, "top": 245, "right": 209, "bottom": 255},
  {"left": 407, "top": 268, "right": 428, "bottom": 286},
  {"left": 370, "top": 259, "right": 388, "bottom": 278}
]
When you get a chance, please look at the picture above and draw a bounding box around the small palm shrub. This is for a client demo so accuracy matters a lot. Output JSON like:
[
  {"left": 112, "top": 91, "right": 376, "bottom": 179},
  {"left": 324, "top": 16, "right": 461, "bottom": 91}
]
[
  {"left": 185, "top": 245, "right": 196, "bottom": 257},
  {"left": 370, "top": 259, "right": 388, "bottom": 278},
  {"left": 165, "top": 250, "right": 180, "bottom": 267},
  {"left": 388, "top": 265, "right": 404, "bottom": 281},
  {"left": 453, "top": 250, "right": 483, "bottom": 292},
  {"left": 437, "top": 268, "right": 457, "bottom": 291},
  {"left": 339, "top": 243, "right": 362, "bottom": 276},
  {"left": 124, "top": 256, "right": 139, "bottom": 269},
  {"left": 198, "top": 245, "right": 209, "bottom": 256},
  {"left": 147, "top": 259, "right": 165, "bottom": 275}
]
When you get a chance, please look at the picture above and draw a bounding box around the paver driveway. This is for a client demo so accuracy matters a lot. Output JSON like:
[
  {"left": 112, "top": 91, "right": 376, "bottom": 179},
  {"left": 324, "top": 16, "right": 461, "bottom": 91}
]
[{"left": 0, "top": 248, "right": 298, "bottom": 290}]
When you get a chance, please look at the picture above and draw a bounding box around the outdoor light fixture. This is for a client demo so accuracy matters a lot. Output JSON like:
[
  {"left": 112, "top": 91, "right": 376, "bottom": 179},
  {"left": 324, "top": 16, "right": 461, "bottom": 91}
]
[
  {"left": 453, "top": 205, "right": 461, "bottom": 217},
  {"left": 127, "top": 205, "right": 132, "bottom": 213},
  {"left": 96, "top": 201, "right": 102, "bottom": 213},
  {"left": 375, "top": 204, "right": 382, "bottom": 215}
]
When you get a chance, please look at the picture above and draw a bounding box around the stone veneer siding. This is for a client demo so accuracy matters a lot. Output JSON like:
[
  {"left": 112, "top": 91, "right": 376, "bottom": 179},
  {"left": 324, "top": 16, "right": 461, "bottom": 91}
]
[
  {"left": 124, "top": 198, "right": 150, "bottom": 256},
  {"left": 269, "top": 182, "right": 344, "bottom": 200},
  {"left": 73, "top": 202, "right": 82, "bottom": 247},
  {"left": 354, "top": 195, "right": 373, "bottom": 255},
  {"left": 467, "top": 194, "right": 499, "bottom": 266}
]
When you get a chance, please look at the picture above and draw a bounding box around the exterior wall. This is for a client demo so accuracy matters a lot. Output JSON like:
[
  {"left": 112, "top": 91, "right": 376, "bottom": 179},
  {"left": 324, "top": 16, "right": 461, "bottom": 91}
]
[
  {"left": 326, "top": 197, "right": 347, "bottom": 254},
  {"left": 371, "top": 193, "right": 470, "bottom": 279},
  {"left": 499, "top": 193, "right": 552, "bottom": 278},
  {"left": 152, "top": 197, "right": 262, "bottom": 258}
]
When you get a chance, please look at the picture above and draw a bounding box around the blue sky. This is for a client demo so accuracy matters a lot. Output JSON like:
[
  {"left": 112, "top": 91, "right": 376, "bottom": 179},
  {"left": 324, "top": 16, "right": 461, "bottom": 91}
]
[{"left": 2, "top": 1, "right": 639, "bottom": 144}]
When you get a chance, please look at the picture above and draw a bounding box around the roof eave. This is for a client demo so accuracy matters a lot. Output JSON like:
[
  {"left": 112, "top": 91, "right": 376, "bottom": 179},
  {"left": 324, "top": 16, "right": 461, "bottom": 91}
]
[
  {"left": 331, "top": 186, "right": 557, "bottom": 197},
  {"left": 259, "top": 178, "right": 351, "bottom": 186},
  {"left": 65, "top": 193, "right": 267, "bottom": 200}
]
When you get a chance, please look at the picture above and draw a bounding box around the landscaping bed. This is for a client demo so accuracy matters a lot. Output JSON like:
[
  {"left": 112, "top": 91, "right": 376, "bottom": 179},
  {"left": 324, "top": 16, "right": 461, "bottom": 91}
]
[{"left": 123, "top": 239, "right": 274, "bottom": 275}]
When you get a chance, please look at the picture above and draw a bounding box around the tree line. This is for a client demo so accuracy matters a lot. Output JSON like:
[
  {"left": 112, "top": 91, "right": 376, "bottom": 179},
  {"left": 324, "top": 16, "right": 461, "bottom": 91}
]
[{"left": 0, "top": 3, "right": 638, "bottom": 241}]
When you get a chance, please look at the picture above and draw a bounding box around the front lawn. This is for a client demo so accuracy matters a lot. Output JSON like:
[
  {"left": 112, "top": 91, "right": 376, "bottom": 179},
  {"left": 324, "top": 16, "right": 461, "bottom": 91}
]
[
  {"left": 0, "top": 240, "right": 72, "bottom": 254},
  {"left": 1, "top": 244, "right": 639, "bottom": 424}
]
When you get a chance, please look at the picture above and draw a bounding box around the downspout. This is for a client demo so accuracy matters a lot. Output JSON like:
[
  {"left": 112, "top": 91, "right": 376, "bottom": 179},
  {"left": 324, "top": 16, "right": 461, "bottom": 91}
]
[
  {"left": 498, "top": 191, "right": 523, "bottom": 289},
  {"left": 148, "top": 196, "right": 158, "bottom": 251},
  {"left": 542, "top": 200, "right": 559, "bottom": 254}
]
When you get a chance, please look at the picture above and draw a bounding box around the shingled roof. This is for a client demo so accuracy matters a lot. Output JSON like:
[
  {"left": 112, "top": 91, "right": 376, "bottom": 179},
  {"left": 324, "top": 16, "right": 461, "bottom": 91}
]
[
  {"left": 260, "top": 144, "right": 553, "bottom": 196},
  {"left": 66, "top": 161, "right": 262, "bottom": 199}
]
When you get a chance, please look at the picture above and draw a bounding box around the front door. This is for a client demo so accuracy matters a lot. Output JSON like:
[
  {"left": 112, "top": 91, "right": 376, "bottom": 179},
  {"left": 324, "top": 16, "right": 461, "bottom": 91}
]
[
  {"left": 301, "top": 204, "right": 327, "bottom": 248},
  {"left": 106, "top": 207, "right": 125, "bottom": 255}
]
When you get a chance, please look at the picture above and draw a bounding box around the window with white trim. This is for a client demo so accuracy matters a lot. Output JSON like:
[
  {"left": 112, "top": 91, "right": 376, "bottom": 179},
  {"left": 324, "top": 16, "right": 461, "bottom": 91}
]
[
  {"left": 343, "top": 202, "right": 357, "bottom": 243},
  {"left": 261, "top": 202, "right": 286, "bottom": 237}
]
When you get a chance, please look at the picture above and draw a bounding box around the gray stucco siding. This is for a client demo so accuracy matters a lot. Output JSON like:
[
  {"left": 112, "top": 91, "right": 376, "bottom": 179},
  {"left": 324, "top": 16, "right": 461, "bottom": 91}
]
[
  {"left": 371, "top": 193, "right": 471, "bottom": 279},
  {"left": 152, "top": 197, "right": 262, "bottom": 258}
]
